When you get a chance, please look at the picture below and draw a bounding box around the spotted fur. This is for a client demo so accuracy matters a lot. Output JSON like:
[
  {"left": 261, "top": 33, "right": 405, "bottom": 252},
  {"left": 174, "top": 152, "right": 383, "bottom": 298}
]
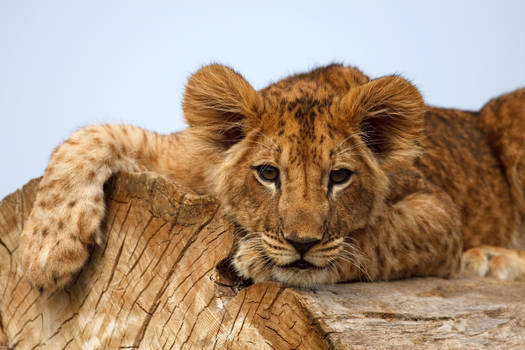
[{"left": 20, "top": 64, "right": 525, "bottom": 291}]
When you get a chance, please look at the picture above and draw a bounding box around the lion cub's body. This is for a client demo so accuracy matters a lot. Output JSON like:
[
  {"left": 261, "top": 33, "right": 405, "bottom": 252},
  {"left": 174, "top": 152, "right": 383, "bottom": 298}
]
[
  {"left": 419, "top": 106, "right": 524, "bottom": 250},
  {"left": 20, "top": 64, "right": 525, "bottom": 291}
]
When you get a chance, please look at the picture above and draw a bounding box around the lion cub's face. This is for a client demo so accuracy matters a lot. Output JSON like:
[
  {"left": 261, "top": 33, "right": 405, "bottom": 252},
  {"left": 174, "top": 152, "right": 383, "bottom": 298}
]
[
  {"left": 184, "top": 64, "right": 424, "bottom": 287},
  {"left": 221, "top": 100, "right": 385, "bottom": 286}
]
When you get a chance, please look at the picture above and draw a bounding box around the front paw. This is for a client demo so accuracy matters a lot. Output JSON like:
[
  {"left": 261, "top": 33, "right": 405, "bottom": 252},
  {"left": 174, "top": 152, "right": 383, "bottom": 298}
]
[
  {"left": 460, "top": 246, "right": 525, "bottom": 281},
  {"left": 19, "top": 196, "right": 105, "bottom": 292}
]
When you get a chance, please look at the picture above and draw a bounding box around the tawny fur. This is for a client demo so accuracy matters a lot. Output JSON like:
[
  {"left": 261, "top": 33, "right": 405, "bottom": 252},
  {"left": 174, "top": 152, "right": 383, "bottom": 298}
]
[{"left": 19, "top": 64, "right": 525, "bottom": 291}]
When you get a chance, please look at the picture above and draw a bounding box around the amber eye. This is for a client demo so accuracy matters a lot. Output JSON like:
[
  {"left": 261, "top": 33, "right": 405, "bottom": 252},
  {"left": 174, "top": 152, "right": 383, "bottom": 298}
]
[
  {"left": 329, "top": 169, "right": 353, "bottom": 185},
  {"left": 255, "top": 165, "right": 280, "bottom": 183}
]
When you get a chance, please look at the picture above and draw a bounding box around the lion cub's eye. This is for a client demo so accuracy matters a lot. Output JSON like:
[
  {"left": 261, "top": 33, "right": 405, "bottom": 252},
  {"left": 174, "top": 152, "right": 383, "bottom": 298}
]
[
  {"left": 329, "top": 169, "right": 353, "bottom": 185},
  {"left": 254, "top": 165, "right": 280, "bottom": 183}
]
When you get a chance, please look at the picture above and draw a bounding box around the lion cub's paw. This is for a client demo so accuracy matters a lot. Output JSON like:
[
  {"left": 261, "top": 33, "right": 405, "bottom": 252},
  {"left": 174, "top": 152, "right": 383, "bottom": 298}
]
[
  {"left": 460, "top": 246, "right": 525, "bottom": 281},
  {"left": 19, "top": 190, "right": 105, "bottom": 292}
]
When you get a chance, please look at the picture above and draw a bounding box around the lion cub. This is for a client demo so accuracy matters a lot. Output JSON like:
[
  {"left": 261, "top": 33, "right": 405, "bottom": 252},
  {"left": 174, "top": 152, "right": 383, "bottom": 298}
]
[{"left": 19, "top": 64, "right": 525, "bottom": 291}]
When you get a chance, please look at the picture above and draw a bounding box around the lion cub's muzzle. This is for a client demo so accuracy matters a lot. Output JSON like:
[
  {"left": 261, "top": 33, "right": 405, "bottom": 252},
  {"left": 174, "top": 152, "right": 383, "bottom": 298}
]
[
  {"left": 280, "top": 235, "right": 322, "bottom": 269},
  {"left": 266, "top": 231, "right": 343, "bottom": 270}
]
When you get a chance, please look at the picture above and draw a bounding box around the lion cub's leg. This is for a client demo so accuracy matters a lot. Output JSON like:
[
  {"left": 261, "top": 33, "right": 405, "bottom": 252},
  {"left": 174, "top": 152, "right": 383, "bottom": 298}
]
[
  {"left": 461, "top": 246, "right": 525, "bottom": 281},
  {"left": 20, "top": 125, "right": 184, "bottom": 292},
  {"left": 478, "top": 88, "right": 525, "bottom": 217},
  {"left": 345, "top": 191, "right": 464, "bottom": 282}
]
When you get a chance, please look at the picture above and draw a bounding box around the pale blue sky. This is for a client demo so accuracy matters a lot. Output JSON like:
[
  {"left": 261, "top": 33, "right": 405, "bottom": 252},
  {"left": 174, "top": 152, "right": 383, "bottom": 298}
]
[{"left": 1, "top": 1, "right": 524, "bottom": 199}]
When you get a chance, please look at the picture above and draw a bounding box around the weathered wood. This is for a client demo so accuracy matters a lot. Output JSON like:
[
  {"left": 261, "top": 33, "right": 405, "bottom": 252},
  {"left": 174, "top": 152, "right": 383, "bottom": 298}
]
[{"left": 1, "top": 173, "right": 524, "bottom": 349}]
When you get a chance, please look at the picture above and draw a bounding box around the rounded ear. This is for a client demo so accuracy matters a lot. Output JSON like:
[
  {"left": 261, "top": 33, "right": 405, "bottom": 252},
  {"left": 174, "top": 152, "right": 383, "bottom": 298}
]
[
  {"left": 341, "top": 75, "right": 425, "bottom": 169},
  {"left": 183, "top": 64, "right": 263, "bottom": 150}
]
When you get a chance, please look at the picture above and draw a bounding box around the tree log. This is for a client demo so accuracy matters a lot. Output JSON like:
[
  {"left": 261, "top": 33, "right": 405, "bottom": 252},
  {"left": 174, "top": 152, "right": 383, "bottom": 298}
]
[{"left": 1, "top": 173, "right": 524, "bottom": 349}]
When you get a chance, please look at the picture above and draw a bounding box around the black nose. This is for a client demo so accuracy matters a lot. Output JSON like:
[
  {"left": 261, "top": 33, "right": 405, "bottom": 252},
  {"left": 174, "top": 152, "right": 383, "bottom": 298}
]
[{"left": 285, "top": 235, "right": 320, "bottom": 255}]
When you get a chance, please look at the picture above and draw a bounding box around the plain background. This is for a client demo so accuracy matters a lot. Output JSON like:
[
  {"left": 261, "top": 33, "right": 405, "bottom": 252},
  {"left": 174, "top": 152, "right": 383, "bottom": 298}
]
[{"left": 1, "top": 1, "right": 524, "bottom": 199}]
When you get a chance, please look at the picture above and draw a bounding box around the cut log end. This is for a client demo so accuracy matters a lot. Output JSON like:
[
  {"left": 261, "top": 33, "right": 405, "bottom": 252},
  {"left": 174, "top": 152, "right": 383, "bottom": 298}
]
[{"left": 0, "top": 172, "right": 524, "bottom": 349}]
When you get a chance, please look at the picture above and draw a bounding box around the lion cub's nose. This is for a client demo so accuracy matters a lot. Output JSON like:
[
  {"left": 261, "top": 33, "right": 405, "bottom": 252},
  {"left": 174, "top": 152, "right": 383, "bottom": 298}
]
[{"left": 285, "top": 234, "right": 321, "bottom": 255}]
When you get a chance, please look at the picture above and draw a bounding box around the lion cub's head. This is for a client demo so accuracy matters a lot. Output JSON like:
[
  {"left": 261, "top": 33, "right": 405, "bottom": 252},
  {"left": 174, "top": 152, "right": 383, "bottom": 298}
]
[{"left": 183, "top": 64, "right": 424, "bottom": 287}]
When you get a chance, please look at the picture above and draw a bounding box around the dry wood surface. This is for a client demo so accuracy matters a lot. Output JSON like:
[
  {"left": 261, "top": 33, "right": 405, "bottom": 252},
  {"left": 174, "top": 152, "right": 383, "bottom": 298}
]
[{"left": 1, "top": 172, "right": 524, "bottom": 349}]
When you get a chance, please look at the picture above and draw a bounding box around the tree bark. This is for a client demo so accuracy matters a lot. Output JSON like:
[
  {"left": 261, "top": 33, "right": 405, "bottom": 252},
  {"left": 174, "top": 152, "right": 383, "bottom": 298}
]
[{"left": 1, "top": 173, "right": 524, "bottom": 349}]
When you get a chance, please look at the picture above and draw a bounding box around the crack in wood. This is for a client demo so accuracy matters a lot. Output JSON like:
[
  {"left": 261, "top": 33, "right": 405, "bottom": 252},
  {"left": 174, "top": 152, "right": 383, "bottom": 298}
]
[
  {"left": 132, "top": 208, "right": 219, "bottom": 348},
  {"left": 265, "top": 324, "right": 293, "bottom": 346},
  {"left": 179, "top": 293, "right": 217, "bottom": 349},
  {"left": 99, "top": 200, "right": 122, "bottom": 257},
  {"left": 95, "top": 201, "right": 133, "bottom": 310},
  {"left": 361, "top": 311, "right": 453, "bottom": 322},
  {"left": 127, "top": 224, "right": 176, "bottom": 321},
  {"left": 224, "top": 287, "right": 247, "bottom": 348},
  {"left": 0, "top": 239, "right": 11, "bottom": 256},
  {"left": 12, "top": 313, "right": 42, "bottom": 343},
  {"left": 46, "top": 312, "right": 78, "bottom": 342},
  {"left": 211, "top": 301, "right": 228, "bottom": 350},
  {"left": 60, "top": 337, "right": 74, "bottom": 350},
  {"left": 126, "top": 216, "right": 155, "bottom": 268},
  {"left": 17, "top": 294, "right": 39, "bottom": 324},
  {"left": 7, "top": 288, "right": 31, "bottom": 329},
  {"left": 266, "top": 286, "right": 286, "bottom": 312},
  {"left": 250, "top": 285, "right": 270, "bottom": 326}
]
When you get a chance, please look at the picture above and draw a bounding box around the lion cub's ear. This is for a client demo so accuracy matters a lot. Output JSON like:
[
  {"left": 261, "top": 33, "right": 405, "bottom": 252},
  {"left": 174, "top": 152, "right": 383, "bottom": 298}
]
[
  {"left": 183, "top": 64, "right": 262, "bottom": 150},
  {"left": 341, "top": 76, "right": 425, "bottom": 169}
]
